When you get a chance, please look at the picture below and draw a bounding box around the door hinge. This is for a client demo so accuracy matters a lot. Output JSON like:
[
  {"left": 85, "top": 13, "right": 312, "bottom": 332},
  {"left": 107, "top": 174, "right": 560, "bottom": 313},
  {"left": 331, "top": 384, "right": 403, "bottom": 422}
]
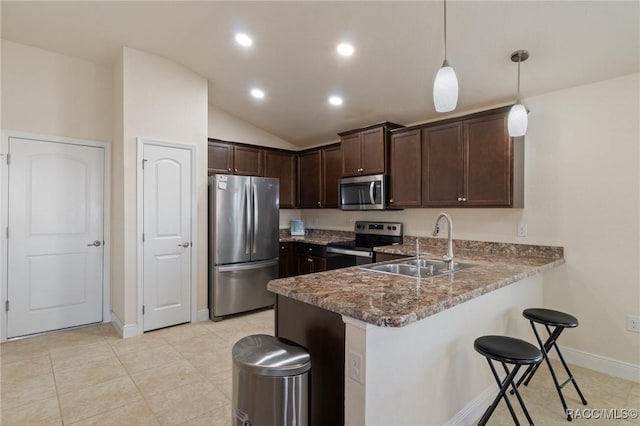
[
  {"left": 5, "top": 300, "right": 8, "bottom": 312},
  {"left": 5, "top": 227, "right": 8, "bottom": 239},
  {"left": 142, "top": 305, "right": 145, "bottom": 315},
  {"left": 142, "top": 233, "right": 145, "bottom": 242},
  {"left": 142, "top": 159, "right": 148, "bottom": 169},
  {"left": 6, "top": 153, "right": 10, "bottom": 165}
]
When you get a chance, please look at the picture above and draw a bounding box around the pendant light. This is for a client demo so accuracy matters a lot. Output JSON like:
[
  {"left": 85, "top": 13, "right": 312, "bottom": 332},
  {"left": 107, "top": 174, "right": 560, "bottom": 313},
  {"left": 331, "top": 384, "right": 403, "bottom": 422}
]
[
  {"left": 433, "top": 0, "right": 458, "bottom": 113},
  {"left": 508, "top": 50, "right": 530, "bottom": 137}
]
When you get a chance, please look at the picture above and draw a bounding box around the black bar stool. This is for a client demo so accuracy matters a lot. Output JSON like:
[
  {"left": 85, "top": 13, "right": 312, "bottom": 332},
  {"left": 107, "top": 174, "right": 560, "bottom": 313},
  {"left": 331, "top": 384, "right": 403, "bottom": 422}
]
[
  {"left": 474, "top": 335, "right": 543, "bottom": 426},
  {"left": 515, "top": 308, "right": 588, "bottom": 421}
]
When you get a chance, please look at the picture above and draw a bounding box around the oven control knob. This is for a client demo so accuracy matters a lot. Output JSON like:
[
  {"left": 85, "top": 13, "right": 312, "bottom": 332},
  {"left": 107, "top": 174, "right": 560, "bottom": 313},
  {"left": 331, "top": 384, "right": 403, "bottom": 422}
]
[{"left": 392, "top": 226, "right": 396, "bottom": 230}]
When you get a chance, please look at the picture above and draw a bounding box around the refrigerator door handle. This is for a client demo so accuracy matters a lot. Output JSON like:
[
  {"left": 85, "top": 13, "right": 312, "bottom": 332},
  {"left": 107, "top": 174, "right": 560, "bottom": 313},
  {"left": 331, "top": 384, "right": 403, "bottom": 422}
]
[
  {"left": 252, "top": 183, "right": 258, "bottom": 254},
  {"left": 245, "top": 183, "right": 251, "bottom": 255},
  {"left": 217, "top": 259, "right": 279, "bottom": 272}
]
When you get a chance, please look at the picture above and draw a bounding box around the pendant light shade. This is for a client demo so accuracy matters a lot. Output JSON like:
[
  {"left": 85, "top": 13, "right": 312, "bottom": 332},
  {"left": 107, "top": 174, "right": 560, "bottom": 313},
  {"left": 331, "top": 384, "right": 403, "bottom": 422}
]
[
  {"left": 508, "top": 104, "right": 528, "bottom": 137},
  {"left": 433, "top": 0, "right": 458, "bottom": 113},
  {"left": 433, "top": 61, "right": 458, "bottom": 112},
  {"left": 508, "top": 50, "right": 530, "bottom": 137}
]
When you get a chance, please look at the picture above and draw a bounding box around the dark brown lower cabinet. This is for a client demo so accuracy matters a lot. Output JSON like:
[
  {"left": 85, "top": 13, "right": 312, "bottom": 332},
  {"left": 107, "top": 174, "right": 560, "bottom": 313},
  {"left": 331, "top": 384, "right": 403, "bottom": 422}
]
[
  {"left": 278, "top": 242, "right": 296, "bottom": 278},
  {"left": 275, "top": 295, "right": 345, "bottom": 426}
]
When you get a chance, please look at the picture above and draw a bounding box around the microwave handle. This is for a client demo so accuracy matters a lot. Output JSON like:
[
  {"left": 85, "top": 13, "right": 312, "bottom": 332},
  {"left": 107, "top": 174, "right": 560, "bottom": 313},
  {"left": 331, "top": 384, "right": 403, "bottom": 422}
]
[{"left": 369, "top": 181, "right": 376, "bottom": 204}]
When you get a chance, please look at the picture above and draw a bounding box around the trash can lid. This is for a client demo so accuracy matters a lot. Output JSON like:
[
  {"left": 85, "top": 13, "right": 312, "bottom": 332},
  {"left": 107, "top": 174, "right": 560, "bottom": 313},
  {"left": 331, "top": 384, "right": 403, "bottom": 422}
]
[{"left": 232, "top": 334, "right": 311, "bottom": 377}]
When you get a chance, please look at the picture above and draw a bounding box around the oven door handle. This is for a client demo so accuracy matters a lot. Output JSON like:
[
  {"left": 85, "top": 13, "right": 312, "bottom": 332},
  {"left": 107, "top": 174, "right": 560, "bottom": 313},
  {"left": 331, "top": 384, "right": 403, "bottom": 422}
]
[{"left": 326, "top": 247, "right": 373, "bottom": 258}]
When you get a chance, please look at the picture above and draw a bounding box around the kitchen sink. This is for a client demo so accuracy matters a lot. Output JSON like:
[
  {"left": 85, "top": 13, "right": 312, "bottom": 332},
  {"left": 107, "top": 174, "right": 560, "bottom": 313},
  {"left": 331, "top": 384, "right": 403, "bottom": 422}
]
[{"left": 362, "top": 257, "right": 475, "bottom": 278}]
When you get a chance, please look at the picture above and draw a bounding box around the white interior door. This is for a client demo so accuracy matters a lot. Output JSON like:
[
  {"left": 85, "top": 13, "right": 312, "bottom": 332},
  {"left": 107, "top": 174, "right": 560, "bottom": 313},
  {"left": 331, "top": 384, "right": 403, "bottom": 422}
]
[
  {"left": 7, "top": 137, "right": 104, "bottom": 338},
  {"left": 142, "top": 144, "right": 192, "bottom": 332}
]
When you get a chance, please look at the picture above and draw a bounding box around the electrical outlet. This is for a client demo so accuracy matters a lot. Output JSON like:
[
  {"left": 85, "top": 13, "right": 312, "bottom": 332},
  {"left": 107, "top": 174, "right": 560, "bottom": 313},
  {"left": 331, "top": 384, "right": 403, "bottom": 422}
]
[
  {"left": 517, "top": 224, "right": 528, "bottom": 237},
  {"left": 627, "top": 315, "right": 640, "bottom": 333},
  {"left": 349, "top": 350, "right": 364, "bottom": 384}
]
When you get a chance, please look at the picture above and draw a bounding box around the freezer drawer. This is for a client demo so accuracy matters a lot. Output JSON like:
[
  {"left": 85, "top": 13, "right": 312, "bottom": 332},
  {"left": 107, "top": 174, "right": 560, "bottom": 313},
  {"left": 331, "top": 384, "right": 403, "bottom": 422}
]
[{"left": 210, "top": 259, "right": 278, "bottom": 319}]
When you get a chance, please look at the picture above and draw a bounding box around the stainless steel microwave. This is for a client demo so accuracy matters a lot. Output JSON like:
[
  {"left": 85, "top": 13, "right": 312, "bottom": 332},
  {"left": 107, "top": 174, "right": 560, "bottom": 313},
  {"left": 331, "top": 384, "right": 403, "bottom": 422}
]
[{"left": 339, "top": 174, "right": 388, "bottom": 210}]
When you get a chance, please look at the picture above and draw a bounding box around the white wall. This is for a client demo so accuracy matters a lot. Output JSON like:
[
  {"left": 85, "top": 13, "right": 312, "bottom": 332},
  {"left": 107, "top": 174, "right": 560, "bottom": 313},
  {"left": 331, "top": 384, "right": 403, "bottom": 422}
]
[
  {"left": 112, "top": 47, "right": 208, "bottom": 326},
  {"left": 208, "top": 105, "right": 298, "bottom": 150},
  {"left": 1, "top": 40, "right": 112, "bottom": 142},
  {"left": 303, "top": 74, "right": 640, "bottom": 367}
]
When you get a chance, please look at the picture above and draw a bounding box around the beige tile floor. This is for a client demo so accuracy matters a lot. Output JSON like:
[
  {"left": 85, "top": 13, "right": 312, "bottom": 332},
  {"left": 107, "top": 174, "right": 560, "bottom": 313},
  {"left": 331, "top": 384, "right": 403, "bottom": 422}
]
[
  {"left": 1, "top": 309, "right": 274, "bottom": 425},
  {"left": 475, "top": 359, "right": 639, "bottom": 426},
  {"left": 1, "top": 308, "right": 638, "bottom": 425}
]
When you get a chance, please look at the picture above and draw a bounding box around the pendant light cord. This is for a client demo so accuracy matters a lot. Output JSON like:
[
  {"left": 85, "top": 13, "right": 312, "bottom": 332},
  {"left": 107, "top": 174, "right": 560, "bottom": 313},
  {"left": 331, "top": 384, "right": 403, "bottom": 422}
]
[
  {"left": 516, "top": 53, "right": 521, "bottom": 103},
  {"left": 443, "top": 0, "right": 448, "bottom": 65}
]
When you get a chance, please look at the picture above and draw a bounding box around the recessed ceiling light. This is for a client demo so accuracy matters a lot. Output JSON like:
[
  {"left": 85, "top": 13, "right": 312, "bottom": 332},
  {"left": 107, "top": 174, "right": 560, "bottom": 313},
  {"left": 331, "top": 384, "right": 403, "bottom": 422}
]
[
  {"left": 235, "top": 33, "right": 253, "bottom": 47},
  {"left": 336, "top": 42, "right": 355, "bottom": 56},
  {"left": 328, "top": 96, "right": 343, "bottom": 106},
  {"left": 250, "top": 88, "right": 265, "bottom": 99}
]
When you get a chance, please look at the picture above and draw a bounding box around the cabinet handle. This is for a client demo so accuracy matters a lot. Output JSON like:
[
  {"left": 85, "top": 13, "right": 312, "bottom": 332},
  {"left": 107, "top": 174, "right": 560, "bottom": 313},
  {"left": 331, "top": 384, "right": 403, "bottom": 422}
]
[
  {"left": 462, "top": 197, "right": 467, "bottom": 202},
  {"left": 307, "top": 258, "right": 313, "bottom": 262},
  {"left": 234, "top": 168, "right": 238, "bottom": 172},
  {"left": 228, "top": 168, "right": 232, "bottom": 172},
  {"left": 457, "top": 196, "right": 464, "bottom": 202},
  {"left": 317, "top": 201, "right": 321, "bottom": 206},
  {"left": 390, "top": 199, "right": 394, "bottom": 203}
]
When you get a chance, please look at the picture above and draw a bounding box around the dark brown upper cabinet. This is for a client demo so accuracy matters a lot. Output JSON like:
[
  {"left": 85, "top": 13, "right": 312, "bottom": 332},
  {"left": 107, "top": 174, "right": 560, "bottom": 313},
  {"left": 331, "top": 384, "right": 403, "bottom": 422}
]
[
  {"left": 297, "top": 149, "right": 322, "bottom": 208},
  {"left": 389, "top": 129, "right": 422, "bottom": 207},
  {"left": 298, "top": 144, "right": 341, "bottom": 209},
  {"left": 264, "top": 150, "right": 297, "bottom": 209},
  {"left": 421, "top": 107, "right": 524, "bottom": 207},
  {"left": 339, "top": 122, "right": 403, "bottom": 177},
  {"left": 207, "top": 140, "right": 263, "bottom": 176},
  {"left": 421, "top": 122, "right": 464, "bottom": 206},
  {"left": 321, "top": 144, "right": 342, "bottom": 208}
]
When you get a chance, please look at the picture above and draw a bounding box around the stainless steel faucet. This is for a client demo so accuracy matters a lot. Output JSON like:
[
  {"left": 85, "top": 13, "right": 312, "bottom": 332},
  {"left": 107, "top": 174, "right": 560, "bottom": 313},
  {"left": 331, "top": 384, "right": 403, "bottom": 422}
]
[{"left": 432, "top": 213, "right": 454, "bottom": 271}]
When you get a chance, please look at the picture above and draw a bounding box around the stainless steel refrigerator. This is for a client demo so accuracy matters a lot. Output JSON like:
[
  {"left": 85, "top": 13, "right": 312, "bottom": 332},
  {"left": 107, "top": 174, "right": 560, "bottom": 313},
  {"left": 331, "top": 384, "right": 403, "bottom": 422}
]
[{"left": 208, "top": 174, "right": 279, "bottom": 320}]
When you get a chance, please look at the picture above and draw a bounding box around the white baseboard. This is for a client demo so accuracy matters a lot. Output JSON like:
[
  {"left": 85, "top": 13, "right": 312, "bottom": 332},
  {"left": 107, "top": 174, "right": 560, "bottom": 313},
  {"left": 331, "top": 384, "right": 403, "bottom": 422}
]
[
  {"left": 110, "top": 311, "right": 138, "bottom": 339},
  {"left": 551, "top": 345, "right": 640, "bottom": 383},
  {"left": 446, "top": 385, "right": 494, "bottom": 426},
  {"left": 196, "top": 308, "right": 210, "bottom": 322}
]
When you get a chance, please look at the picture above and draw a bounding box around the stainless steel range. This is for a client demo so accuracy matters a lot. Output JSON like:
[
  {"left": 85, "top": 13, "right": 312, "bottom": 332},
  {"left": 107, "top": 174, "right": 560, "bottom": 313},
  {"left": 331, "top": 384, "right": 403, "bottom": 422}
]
[{"left": 326, "top": 221, "right": 403, "bottom": 270}]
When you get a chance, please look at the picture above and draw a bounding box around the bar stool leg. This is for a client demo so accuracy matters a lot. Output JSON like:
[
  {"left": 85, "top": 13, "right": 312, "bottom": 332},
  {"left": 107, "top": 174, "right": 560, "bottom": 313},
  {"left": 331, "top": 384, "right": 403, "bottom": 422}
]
[
  {"left": 479, "top": 359, "right": 522, "bottom": 426},
  {"left": 546, "top": 326, "right": 588, "bottom": 406},
  {"left": 502, "top": 362, "right": 536, "bottom": 426}
]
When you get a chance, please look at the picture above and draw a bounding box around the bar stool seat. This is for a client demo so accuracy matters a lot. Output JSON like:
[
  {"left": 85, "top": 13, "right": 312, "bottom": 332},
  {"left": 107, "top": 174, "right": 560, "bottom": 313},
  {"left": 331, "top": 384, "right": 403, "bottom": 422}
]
[
  {"left": 523, "top": 308, "right": 578, "bottom": 328},
  {"left": 475, "top": 335, "right": 543, "bottom": 426},
  {"left": 516, "top": 308, "right": 588, "bottom": 421}
]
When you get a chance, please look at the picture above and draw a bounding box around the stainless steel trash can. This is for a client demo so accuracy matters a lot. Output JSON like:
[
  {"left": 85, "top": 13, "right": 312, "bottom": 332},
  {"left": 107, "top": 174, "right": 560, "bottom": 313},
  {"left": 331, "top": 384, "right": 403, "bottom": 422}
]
[{"left": 232, "top": 334, "right": 311, "bottom": 426}]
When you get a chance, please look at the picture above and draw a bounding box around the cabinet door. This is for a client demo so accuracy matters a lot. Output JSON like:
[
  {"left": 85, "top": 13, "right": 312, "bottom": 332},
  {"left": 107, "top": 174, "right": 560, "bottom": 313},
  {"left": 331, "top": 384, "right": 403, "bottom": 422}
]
[
  {"left": 279, "top": 243, "right": 296, "bottom": 278},
  {"left": 296, "top": 255, "right": 314, "bottom": 275},
  {"left": 233, "top": 146, "right": 263, "bottom": 176},
  {"left": 340, "top": 133, "right": 362, "bottom": 177},
  {"left": 361, "top": 126, "right": 386, "bottom": 175},
  {"left": 208, "top": 142, "right": 233, "bottom": 174},
  {"left": 265, "top": 150, "right": 297, "bottom": 208},
  {"left": 422, "top": 122, "right": 464, "bottom": 206},
  {"left": 322, "top": 145, "right": 342, "bottom": 208},
  {"left": 298, "top": 150, "right": 322, "bottom": 208},
  {"left": 464, "top": 113, "right": 511, "bottom": 206},
  {"left": 390, "top": 130, "right": 421, "bottom": 207}
]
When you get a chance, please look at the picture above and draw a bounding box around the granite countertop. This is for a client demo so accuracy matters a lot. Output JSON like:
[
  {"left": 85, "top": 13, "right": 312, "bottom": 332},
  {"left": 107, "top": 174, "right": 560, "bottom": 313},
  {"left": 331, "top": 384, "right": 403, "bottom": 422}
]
[{"left": 268, "top": 237, "right": 564, "bottom": 328}]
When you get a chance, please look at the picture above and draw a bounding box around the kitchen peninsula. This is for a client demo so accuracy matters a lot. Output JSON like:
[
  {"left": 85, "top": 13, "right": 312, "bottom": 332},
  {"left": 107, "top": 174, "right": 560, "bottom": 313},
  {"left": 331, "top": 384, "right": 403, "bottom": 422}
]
[{"left": 267, "top": 237, "right": 564, "bottom": 425}]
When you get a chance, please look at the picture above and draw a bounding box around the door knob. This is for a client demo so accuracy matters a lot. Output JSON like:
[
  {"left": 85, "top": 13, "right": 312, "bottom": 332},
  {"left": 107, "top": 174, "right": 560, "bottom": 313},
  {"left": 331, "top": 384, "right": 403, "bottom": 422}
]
[
  {"left": 178, "top": 242, "right": 191, "bottom": 248},
  {"left": 87, "top": 240, "right": 102, "bottom": 247}
]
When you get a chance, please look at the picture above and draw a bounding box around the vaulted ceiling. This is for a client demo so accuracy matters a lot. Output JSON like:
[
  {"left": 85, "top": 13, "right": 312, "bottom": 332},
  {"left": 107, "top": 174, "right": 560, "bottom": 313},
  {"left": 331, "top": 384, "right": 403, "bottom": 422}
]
[{"left": 2, "top": 1, "right": 638, "bottom": 147}]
